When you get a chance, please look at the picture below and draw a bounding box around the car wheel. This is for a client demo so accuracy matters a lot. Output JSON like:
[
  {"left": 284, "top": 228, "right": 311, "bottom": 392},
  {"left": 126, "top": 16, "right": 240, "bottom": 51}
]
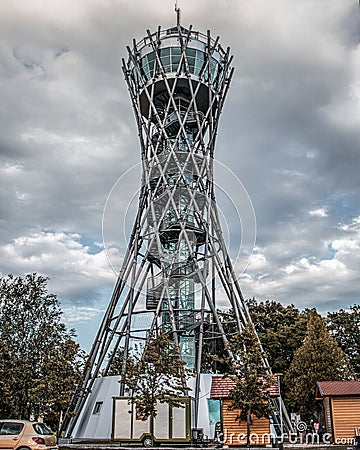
[
  {"left": 143, "top": 436, "right": 153, "bottom": 447},
  {"left": 17, "top": 447, "right": 31, "bottom": 450}
]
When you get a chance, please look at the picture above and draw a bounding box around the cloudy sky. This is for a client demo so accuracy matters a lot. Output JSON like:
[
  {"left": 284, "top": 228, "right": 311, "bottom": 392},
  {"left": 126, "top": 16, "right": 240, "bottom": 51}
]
[{"left": 1, "top": 0, "right": 359, "bottom": 349}]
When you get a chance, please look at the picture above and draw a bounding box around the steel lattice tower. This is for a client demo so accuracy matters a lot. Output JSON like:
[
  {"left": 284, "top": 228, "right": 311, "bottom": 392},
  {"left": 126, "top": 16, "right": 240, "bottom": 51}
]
[{"left": 61, "top": 16, "right": 292, "bottom": 439}]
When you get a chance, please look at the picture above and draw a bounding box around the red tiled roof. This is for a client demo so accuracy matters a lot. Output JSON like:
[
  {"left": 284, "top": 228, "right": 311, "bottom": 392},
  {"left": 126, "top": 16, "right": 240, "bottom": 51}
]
[
  {"left": 210, "top": 375, "right": 280, "bottom": 399},
  {"left": 210, "top": 376, "right": 236, "bottom": 398},
  {"left": 317, "top": 381, "right": 360, "bottom": 397}
]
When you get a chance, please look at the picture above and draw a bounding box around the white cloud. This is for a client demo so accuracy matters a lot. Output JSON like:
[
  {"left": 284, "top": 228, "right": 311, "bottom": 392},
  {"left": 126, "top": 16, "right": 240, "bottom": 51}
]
[
  {"left": 0, "top": 231, "right": 119, "bottom": 301},
  {"left": 246, "top": 252, "right": 269, "bottom": 272},
  {"left": 240, "top": 215, "right": 360, "bottom": 310},
  {"left": 62, "top": 305, "right": 105, "bottom": 324},
  {"left": 331, "top": 217, "right": 360, "bottom": 270},
  {"left": 308, "top": 208, "right": 328, "bottom": 218}
]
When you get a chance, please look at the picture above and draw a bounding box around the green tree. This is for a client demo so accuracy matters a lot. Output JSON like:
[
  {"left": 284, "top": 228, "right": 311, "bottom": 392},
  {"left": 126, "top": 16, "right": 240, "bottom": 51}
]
[
  {"left": 216, "top": 300, "right": 311, "bottom": 382},
  {"left": 246, "top": 298, "right": 310, "bottom": 376},
  {"left": 107, "top": 347, "right": 125, "bottom": 376},
  {"left": 284, "top": 310, "right": 355, "bottom": 420},
  {"left": 30, "top": 335, "right": 84, "bottom": 430},
  {"left": 0, "top": 273, "right": 84, "bottom": 429},
  {"left": 121, "top": 331, "right": 188, "bottom": 443},
  {"left": 219, "top": 323, "right": 275, "bottom": 449},
  {"left": 0, "top": 342, "right": 17, "bottom": 417},
  {"left": 327, "top": 305, "right": 360, "bottom": 377}
]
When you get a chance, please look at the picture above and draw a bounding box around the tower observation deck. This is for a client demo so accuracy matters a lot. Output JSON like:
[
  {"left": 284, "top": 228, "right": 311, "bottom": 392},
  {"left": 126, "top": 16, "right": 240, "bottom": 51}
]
[{"left": 60, "top": 21, "right": 293, "bottom": 440}]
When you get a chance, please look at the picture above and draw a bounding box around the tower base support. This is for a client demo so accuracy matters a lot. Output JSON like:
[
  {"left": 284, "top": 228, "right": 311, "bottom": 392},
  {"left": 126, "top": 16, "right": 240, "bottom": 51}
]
[{"left": 59, "top": 374, "right": 288, "bottom": 448}]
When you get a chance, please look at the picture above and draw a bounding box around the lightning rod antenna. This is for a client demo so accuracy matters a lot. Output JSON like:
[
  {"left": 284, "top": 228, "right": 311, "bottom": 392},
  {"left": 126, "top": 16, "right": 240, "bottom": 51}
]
[{"left": 175, "top": 0, "right": 181, "bottom": 26}]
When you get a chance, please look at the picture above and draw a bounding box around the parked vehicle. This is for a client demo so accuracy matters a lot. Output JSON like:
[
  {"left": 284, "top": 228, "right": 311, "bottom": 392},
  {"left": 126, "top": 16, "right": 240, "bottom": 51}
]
[
  {"left": 113, "top": 396, "right": 195, "bottom": 447},
  {"left": 0, "top": 420, "right": 58, "bottom": 450}
]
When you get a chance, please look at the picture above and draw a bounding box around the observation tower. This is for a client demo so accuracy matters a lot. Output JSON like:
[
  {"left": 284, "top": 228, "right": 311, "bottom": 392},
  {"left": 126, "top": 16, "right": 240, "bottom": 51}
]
[{"left": 60, "top": 11, "right": 291, "bottom": 441}]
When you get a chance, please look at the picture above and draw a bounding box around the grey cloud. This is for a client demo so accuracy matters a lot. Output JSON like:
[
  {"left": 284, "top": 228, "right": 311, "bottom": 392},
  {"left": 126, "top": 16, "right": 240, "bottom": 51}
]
[{"left": 0, "top": 0, "right": 359, "bottom": 347}]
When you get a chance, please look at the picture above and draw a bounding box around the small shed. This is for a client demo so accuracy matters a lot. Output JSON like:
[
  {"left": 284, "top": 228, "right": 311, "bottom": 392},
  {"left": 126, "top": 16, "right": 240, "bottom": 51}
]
[
  {"left": 210, "top": 375, "right": 280, "bottom": 447},
  {"left": 316, "top": 381, "right": 360, "bottom": 443}
]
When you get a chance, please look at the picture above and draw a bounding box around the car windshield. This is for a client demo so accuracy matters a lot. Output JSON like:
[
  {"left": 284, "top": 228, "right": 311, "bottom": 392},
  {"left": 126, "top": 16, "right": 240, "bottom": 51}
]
[
  {"left": 0, "top": 422, "right": 24, "bottom": 435},
  {"left": 32, "top": 423, "right": 53, "bottom": 435}
]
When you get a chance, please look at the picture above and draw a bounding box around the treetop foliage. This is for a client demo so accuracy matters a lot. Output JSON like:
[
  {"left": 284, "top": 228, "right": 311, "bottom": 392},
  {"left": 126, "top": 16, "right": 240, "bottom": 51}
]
[
  {"left": 120, "top": 331, "right": 189, "bottom": 420},
  {"left": 0, "top": 273, "right": 84, "bottom": 429},
  {"left": 232, "top": 299, "right": 359, "bottom": 420},
  {"left": 217, "top": 323, "right": 274, "bottom": 422},
  {"left": 246, "top": 298, "right": 311, "bottom": 376},
  {"left": 327, "top": 305, "right": 360, "bottom": 375},
  {"left": 284, "top": 310, "right": 355, "bottom": 419}
]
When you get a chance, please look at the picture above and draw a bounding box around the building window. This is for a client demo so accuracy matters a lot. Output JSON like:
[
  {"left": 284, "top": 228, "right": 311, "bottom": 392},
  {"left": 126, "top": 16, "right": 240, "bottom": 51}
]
[
  {"left": 208, "top": 399, "right": 221, "bottom": 423},
  {"left": 93, "top": 401, "right": 103, "bottom": 415}
]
